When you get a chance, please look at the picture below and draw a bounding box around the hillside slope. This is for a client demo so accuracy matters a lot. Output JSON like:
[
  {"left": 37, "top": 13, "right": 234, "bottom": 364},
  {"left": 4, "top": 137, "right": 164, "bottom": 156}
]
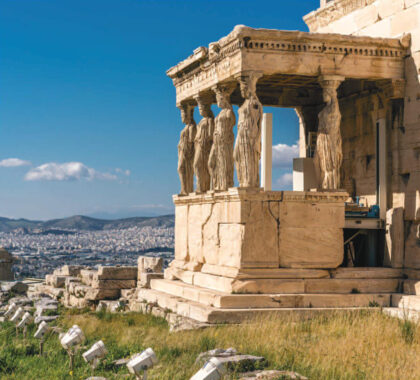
[{"left": 0, "top": 214, "right": 174, "bottom": 232}]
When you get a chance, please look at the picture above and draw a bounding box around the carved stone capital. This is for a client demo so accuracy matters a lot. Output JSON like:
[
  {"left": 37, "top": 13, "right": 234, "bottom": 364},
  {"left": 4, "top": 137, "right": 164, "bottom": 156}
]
[
  {"left": 235, "top": 71, "right": 263, "bottom": 97},
  {"left": 178, "top": 102, "right": 195, "bottom": 124},
  {"left": 318, "top": 75, "right": 345, "bottom": 92},
  {"left": 193, "top": 92, "right": 214, "bottom": 107}
]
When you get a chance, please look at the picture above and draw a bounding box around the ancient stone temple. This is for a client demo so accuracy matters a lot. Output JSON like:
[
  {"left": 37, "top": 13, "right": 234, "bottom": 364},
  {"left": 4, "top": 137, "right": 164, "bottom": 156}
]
[{"left": 139, "top": 0, "right": 420, "bottom": 323}]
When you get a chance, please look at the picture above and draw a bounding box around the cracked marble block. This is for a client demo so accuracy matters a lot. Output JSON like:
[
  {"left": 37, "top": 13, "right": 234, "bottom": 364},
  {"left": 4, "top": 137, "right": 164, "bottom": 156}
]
[{"left": 171, "top": 188, "right": 347, "bottom": 275}]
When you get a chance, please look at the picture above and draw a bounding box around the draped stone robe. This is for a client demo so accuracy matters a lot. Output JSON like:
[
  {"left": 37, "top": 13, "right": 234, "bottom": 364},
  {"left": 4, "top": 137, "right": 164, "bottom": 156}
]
[
  {"left": 234, "top": 95, "right": 263, "bottom": 188},
  {"left": 315, "top": 98, "right": 342, "bottom": 189},
  {"left": 194, "top": 116, "right": 214, "bottom": 193},
  {"left": 178, "top": 123, "right": 196, "bottom": 195},
  {"left": 209, "top": 108, "right": 236, "bottom": 191}
]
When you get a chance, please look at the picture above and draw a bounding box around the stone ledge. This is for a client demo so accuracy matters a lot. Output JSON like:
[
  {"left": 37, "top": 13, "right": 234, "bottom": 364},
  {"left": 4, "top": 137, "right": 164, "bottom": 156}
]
[{"left": 174, "top": 189, "right": 349, "bottom": 205}]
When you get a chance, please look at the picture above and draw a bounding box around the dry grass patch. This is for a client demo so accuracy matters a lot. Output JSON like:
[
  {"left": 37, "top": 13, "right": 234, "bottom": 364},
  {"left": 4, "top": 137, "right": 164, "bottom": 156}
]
[{"left": 60, "top": 309, "right": 420, "bottom": 380}]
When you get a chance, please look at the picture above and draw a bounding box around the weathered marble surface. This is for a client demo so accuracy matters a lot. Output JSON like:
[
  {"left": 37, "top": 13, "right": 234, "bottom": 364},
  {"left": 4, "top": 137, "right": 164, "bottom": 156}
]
[
  {"left": 208, "top": 84, "right": 236, "bottom": 191},
  {"left": 234, "top": 72, "right": 263, "bottom": 188},
  {"left": 177, "top": 104, "right": 196, "bottom": 195},
  {"left": 170, "top": 189, "right": 347, "bottom": 283}
]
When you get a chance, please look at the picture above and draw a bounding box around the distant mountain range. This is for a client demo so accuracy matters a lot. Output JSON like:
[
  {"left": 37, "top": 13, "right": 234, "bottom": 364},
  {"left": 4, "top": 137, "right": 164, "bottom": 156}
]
[{"left": 0, "top": 215, "right": 174, "bottom": 233}]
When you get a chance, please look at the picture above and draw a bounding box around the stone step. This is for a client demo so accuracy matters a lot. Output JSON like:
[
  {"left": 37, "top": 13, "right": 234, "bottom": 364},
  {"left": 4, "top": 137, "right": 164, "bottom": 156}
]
[
  {"left": 166, "top": 267, "right": 402, "bottom": 293},
  {"left": 392, "top": 294, "right": 420, "bottom": 311},
  {"left": 149, "top": 279, "right": 392, "bottom": 309},
  {"left": 197, "top": 266, "right": 403, "bottom": 280},
  {"left": 330, "top": 268, "right": 403, "bottom": 279},
  {"left": 403, "top": 280, "right": 420, "bottom": 295},
  {"left": 137, "top": 288, "right": 386, "bottom": 324}
]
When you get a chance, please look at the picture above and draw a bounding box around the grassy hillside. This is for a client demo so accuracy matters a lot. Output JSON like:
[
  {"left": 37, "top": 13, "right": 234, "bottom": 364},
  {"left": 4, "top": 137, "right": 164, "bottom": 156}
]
[{"left": 0, "top": 309, "right": 419, "bottom": 379}]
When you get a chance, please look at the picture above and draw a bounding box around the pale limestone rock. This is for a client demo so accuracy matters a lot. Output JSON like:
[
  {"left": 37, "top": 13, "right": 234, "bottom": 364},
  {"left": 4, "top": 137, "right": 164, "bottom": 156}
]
[
  {"left": 240, "top": 370, "right": 308, "bottom": 380},
  {"left": 377, "top": 0, "right": 405, "bottom": 20},
  {"left": 138, "top": 272, "right": 163, "bottom": 288},
  {"left": 53, "top": 265, "right": 84, "bottom": 277},
  {"left": 45, "top": 274, "right": 68, "bottom": 288},
  {"left": 137, "top": 256, "right": 163, "bottom": 274},
  {"left": 96, "top": 266, "right": 137, "bottom": 280},
  {"left": 90, "top": 279, "right": 136, "bottom": 290},
  {"left": 384, "top": 208, "right": 405, "bottom": 268}
]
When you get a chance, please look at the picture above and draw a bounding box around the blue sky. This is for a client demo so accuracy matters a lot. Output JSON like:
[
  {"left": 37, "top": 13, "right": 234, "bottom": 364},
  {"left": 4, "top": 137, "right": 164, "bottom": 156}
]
[{"left": 1, "top": 0, "right": 318, "bottom": 220}]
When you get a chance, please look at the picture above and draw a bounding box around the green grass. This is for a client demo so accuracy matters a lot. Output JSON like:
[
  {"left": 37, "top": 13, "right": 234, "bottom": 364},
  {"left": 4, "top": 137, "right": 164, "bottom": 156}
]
[{"left": 0, "top": 309, "right": 419, "bottom": 379}]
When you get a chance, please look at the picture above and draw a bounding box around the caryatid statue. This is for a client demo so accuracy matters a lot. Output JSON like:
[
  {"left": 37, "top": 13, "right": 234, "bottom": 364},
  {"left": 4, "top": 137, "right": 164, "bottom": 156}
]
[
  {"left": 234, "top": 72, "right": 263, "bottom": 188},
  {"left": 314, "top": 76, "right": 344, "bottom": 190},
  {"left": 177, "top": 103, "right": 196, "bottom": 195},
  {"left": 208, "top": 83, "right": 236, "bottom": 191},
  {"left": 193, "top": 95, "right": 214, "bottom": 193}
]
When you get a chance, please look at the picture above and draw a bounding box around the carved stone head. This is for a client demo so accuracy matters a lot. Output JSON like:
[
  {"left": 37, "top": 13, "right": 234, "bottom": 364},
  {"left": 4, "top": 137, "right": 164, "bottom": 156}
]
[
  {"left": 179, "top": 103, "right": 194, "bottom": 124},
  {"left": 194, "top": 95, "right": 214, "bottom": 118},
  {"left": 238, "top": 72, "right": 262, "bottom": 100},
  {"left": 212, "top": 83, "right": 235, "bottom": 109}
]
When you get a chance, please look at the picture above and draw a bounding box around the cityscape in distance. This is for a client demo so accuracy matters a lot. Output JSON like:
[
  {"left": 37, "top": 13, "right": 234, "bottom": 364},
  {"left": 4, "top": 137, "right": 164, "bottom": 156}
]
[{"left": 0, "top": 215, "right": 174, "bottom": 279}]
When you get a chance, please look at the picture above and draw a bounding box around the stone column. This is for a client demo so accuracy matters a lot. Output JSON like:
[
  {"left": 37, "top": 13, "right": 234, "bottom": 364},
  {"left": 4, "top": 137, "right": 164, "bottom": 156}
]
[
  {"left": 193, "top": 94, "right": 214, "bottom": 193},
  {"left": 234, "top": 72, "right": 263, "bottom": 188},
  {"left": 208, "top": 83, "right": 236, "bottom": 191},
  {"left": 314, "top": 75, "right": 344, "bottom": 190},
  {"left": 177, "top": 103, "right": 196, "bottom": 195}
]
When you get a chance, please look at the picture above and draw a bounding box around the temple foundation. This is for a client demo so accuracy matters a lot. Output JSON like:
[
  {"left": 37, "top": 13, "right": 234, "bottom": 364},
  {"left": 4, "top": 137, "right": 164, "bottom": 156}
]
[
  {"left": 134, "top": 189, "right": 404, "bottom": 323},
  {"left": 166, "top": 189, "right": 347, "bottom": 293}
]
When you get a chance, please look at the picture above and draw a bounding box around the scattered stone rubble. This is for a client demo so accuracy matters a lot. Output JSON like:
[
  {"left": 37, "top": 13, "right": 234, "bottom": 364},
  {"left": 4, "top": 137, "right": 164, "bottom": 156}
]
[
  {"left": 240, "top": 370, "right": 308, "bottom": 380},
  {"left": 193, "top": 348, "right": 308, "bottom": 380},
  {"left": 0, "top": 276, "right": 309, "bottom": 379},
  {"left": 35, "top": 257, "right": 210, "bottom": 331},
  {"left": 35, "top": 264, "right": 138, "bottom": 309}
]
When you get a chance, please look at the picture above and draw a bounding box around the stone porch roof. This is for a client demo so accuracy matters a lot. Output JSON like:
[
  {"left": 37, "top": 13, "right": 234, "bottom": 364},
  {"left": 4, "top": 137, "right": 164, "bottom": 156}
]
[{"left": 167, "top": 25, "right": 408, "bottom": 107}]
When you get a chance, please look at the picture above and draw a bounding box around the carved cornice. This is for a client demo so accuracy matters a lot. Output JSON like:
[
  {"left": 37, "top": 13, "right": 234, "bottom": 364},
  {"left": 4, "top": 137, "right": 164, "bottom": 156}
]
[
  {"left": 167, "top": 26, "right": 407, "bottom": 105},
  {"left": 173, "top": 188, "right": 348, "bottom": 205},
  {"left": 304, "top": 0, "right": 377, "bottom": 32}
]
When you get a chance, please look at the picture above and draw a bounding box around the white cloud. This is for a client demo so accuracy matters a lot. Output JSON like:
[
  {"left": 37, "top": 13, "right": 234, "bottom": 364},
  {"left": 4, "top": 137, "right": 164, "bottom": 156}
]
[
  {"left": 24, "top": 162, "right": 117, "bottom": 182},
  {"left": 0, "top": 158, "right": 31, "bottom": 167},
  {"left": 272, "top": 143, "right": 299, "bottom": 168},
  {"left": 115, "top": 168, "right": 131, "bottom": 176},
  {"left": 276, "top": 173, "right": 293, "bottom": 189}
]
